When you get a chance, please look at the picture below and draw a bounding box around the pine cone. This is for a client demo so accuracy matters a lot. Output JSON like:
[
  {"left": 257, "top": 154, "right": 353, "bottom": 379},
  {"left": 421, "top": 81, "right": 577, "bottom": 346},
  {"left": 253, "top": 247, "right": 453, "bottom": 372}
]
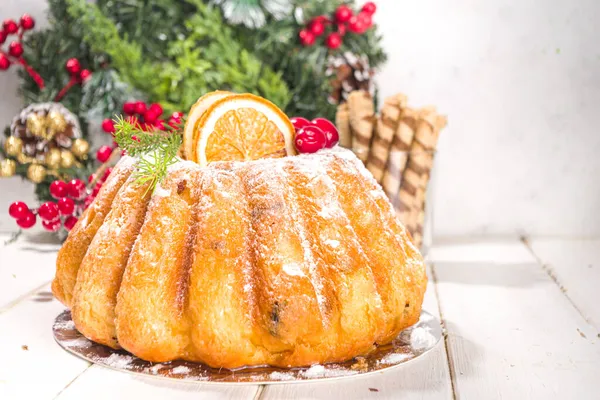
[{"left": 326, "top": 52, "right": 374, "bottom": 105}]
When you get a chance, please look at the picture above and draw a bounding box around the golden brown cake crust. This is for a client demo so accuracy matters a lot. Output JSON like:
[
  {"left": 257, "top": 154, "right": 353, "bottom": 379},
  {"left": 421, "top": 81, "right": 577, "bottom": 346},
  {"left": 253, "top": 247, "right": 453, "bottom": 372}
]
[{"left": 53, "top": 149, "right": 427, "bottom": 369}]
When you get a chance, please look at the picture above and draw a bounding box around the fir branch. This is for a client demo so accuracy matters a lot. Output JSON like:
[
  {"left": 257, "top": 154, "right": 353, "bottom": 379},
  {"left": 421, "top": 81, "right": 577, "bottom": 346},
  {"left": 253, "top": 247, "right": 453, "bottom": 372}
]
[{"left": 113, "top": 117, "right": 182, "bottom": 192}]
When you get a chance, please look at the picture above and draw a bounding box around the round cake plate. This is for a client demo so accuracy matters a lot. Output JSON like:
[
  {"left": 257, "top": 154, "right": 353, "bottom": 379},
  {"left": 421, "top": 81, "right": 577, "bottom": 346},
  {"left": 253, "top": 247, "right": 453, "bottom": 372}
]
[{"left": 53, "top": 310, "right": 442, "bottom": 385}]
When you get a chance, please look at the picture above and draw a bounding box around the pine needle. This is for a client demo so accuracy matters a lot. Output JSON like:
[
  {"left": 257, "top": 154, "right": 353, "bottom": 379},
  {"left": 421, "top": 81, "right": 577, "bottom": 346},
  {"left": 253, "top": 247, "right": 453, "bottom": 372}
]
[{"left": 113, "top": 116, "right": 182, "bottom": 192}]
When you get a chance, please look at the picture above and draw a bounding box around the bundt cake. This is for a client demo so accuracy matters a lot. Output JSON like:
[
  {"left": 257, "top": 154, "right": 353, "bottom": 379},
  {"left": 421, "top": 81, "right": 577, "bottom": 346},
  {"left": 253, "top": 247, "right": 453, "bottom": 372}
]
[{"left": 52, "top": 148, "right": 427, "bottom": 369}]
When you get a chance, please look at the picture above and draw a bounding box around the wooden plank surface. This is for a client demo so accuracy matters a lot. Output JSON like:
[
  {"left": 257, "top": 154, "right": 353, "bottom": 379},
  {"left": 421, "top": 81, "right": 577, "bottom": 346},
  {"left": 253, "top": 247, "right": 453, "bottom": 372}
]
[
  {"left": 55, "top": 366, "right": 260, "bottom": 400},
  {"left": 527, "top": 238, "right": 600, "bottom": 329},
  {"left": 433, "top": 249, "right": 600, "bottom": 399},
  {"left": 0, "top": 284, "right": 90, "bottom": 400},
  {"left": 260, "top": 265, "right": 453, "bottom": 400},
  {"left": 0, "top": 233, "right": 60, "bottom": 312}
]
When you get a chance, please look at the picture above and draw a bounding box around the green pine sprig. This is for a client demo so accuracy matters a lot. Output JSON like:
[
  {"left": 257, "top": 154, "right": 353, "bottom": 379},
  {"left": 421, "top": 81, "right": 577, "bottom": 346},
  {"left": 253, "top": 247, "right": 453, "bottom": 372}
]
[{"left": 113, "top": 116, "right": 182, "bottom": 192}]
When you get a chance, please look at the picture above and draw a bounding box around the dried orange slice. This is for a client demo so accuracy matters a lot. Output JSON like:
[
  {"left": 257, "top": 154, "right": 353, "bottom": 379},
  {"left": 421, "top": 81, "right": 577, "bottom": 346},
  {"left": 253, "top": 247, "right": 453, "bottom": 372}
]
[
  {"left": 183, "top": 91, "right": 233, "bottom": 160},
  {"left": 193, "top": 93, "right": 296, "bottom": 166}
]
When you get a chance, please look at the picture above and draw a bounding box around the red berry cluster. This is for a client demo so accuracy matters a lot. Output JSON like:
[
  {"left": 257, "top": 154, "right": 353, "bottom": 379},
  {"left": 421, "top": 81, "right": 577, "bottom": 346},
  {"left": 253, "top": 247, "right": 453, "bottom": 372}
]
[
  {"left": 291, "top": 117, "right": 339, "bottom": 154},
  {"left": 0, "top": 15, "right": 45, "bottom": 89},
  {"left": 8, "top": 170, "right": 112, "bottom": 232},
  {"left": 102, "top": 102, "right": 184, "bottom": 136},
  {"left": 54, "top": 58, "right": 92, "bottom": 102},
  {"left": 299, "top": 2, "right": 377, "bottom": 49}
]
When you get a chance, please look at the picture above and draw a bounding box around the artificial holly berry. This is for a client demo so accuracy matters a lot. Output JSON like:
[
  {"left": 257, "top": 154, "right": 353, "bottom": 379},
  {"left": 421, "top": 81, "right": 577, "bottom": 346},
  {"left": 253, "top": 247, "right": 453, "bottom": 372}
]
[
  {"left": 291, "top": 117, "right": 311, "bottom": 131},
  {"left": 64, "top": 216, "right": 78, "bottom": 231},
  {"left": 68, "top": 179, "right": 86, "bottom": 200},
  {"left": 50, "top": 180, "right": 69, "bottom": 199},
  {"left": 156, "top": 119, "right": 166, "bottom": 130},
  {"left": 325, "top": 33, "right": 342, "bottom": 50},
  {"left": 0, "top": 30, "right": 6, "bottom": 45},
  {"left": 9, "top": 201, "right": 29, "bottom": 219},
  {"left": 348, "top": 16, "right": 366, "bottom": 33},
  {"left": 309, "top": 20, "right": 325, "bottom": 36},
  {"left": 38, "top": 202, "right": 59, "bottom": 221},
  {"left": 20, "top": 14, "right": 35, "bottom": 30},
  {"left": 337, "top": 24, "right": 347, "bottom": 36},
  {"left": 3, "top": 19, "right": 18, "bottom": 34},
  {"left": 171, "top": 111, "right": 184, "bottom": 120},
  {"left": 57, "top": 197, "right": 75, "bottom": 216},
  {"left": 0, "top": 53, "right": 10, "bottom": 71},
  {"left": 16, "top": 212, "right": 36, "bottom": 229},
  {"left": 149, "top": 103, "right": 163, "bottom": 115},
  {"left": 134, "top": 101, "right": 147, "bottom": 114},
  {"left": 123, "top": 102, "right": 136, "bottom": 115},
  {"left": 96, "top": 145, "right": 112, "bottom": 163},
  {"left": 42, "top": 218, "right": 61, "bottom": 232},
  {"left": 103, "top": 167, "right": 113, "bottom": 181},
  {"left": 101, "top": 118, "right": 115, "bottom": 134},
  {"left": 143, "top": 109, "right": 159, "bottom": 123},
  {"left": 299, "top": 29, "right": 315, "bottom": 46},
  {"left": 92, "top": 183, "right": 103, "bottom": 196},
  {"left": 295, "top": 126, "right": 327, "bottom": 154},
  {"left": 357, "top": 12, "right": 372, "bottom": 30},
  {"left": 8, "top": 41, "right": 23, "bottom": 57},
  {"left": 65, "top": 58, "right": 81, "bottom": 75},
  {"left": 361, "top": 2, "right": 377, "bottom": 15},
  {"left": 311, "top": 118, "right": 339, "bottom": 148},
  {"left": 80, "top": 69, "right": 92, "bottom": 82},
  {"left": 334, "top": 5, "right": 353, "bottom": 23}
]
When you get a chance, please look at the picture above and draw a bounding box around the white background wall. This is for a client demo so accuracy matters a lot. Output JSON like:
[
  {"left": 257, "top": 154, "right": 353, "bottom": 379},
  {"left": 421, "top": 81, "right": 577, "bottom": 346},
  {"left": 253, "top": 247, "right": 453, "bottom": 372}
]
[{"left": 1, "top": 0, "right": 599, "bottom": 238}]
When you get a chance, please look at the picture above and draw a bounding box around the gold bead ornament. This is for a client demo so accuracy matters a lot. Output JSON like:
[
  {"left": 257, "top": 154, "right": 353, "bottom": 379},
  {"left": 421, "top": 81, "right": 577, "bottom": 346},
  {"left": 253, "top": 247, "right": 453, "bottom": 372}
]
[
  {"left": 0, "top": 159, "right": 17, "bottom": 177},
  {"left": 27, "top": 163, "right": 47, "bottom": 183},
  {"left": 71, "top": 138, "right": 90, "bottom": 158},
  {"left": 60, "top": 149, "right": 76, "bottom": 168},
  {"left": 45, "top": 148, "right": 62, "bottom": 169},
  {"left": 4, "top": 136, "right": 23, "bottom": 157}
]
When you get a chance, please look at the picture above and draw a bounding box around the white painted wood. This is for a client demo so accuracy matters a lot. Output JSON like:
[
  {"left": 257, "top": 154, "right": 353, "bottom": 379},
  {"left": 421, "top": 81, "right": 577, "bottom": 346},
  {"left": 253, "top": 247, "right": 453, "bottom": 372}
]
[
  {"left": 55, "top": 366, "right": 259, "bottom": 400},
  {"left": 261, "top": 265, "right": 453, "bottom": 400},
  {"left": 427, "top": 238, "right": 536, "bottom": 264},
  {"left": 0, "top": 284, "right": 90, "bottom": 400},
  {"left": 0, "top": 233, "right": 61, "bottom": 311},
  {"left": 528, "top": 239, "right": 600, "bottom": 330},
  {"left": 433, "top": 251, "right": 600, "bottom": 399}
]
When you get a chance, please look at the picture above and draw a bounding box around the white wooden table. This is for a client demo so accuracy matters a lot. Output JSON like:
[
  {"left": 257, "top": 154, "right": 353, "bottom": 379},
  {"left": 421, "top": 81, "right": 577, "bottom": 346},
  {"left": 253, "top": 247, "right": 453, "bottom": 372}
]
[{"left": 1, "top": 234, "right": 599, "bottom": 399}]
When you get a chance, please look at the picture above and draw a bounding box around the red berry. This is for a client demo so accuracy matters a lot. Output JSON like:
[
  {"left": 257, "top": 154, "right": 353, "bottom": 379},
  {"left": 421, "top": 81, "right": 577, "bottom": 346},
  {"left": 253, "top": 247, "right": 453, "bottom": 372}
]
[
  {"left": 83, "top": 195, "right": 95, "bottom": 210},
  {"left": 96, "top": 145, "right": 112, "bottom": 163},
  {"left": 92, "top": 183, "right": 103, "bottom": 196},
  {"left": 101, "top": 118, "right": 115, "bottom": 133},
  {"left": 311, "top": 118, "right": 339, "bottom": 148},
  {"left": 290, "top": 117, "right": 311, "bottom": 131},
  {"left": 134, "top": 101, "right": 147, "bottom": 115},
  {"left": 49, "top": 180, "right": 69, "bottom": 199},
  {"left": 87, "top": 174, "right": 96, "bottom": 184},
  {"left": 42, "top": 218, "right": 61, "bottom": 232},
  {"left": 0, "top": 30, "right": 6, "bottom": 44},
  {"left": 325, "top": 32, "right": 342, "bottom": 49},
  {"left": 0, "top": 53, "right": 10, "bottom": 70},
  {"left": 337, "top": 23, "right": 347, "bottom": 36},
  {"left": 362, "top": 2, "right": 377, "bottom": 15},
  {"left": 38, "top": 202, "right": 59, "bottom": 221},
  {"left": 299, "top": 29, "right": 315, "bottom": 46},
  {"left": 57, "top": 197, "right": 75, "bottom": 216},
  {"left": 80, "top": 69, "right": 92, "bottom": 82},
  {"left": 16, "top": 212, "right": 36, "bottom": 229},
  {"left": 123, "top": 102, "right": 136, "bottom": 115},
  {"left": 149, "top": 103, "right": 163, "bottom": 116},
  {"left": 357, "top": 11, "right": 372, "bottom": 30},
  {"left": 171, "top": 111, "right": 184, "bottom": 120},
  {"left": 68, "top": 179, "right": 86, "bottom": 200},
  {"left": 348, "top": 16, "right": 366, "bottom": 33},
  {"left": 20, "top": 14, "right": 35, "bottom": 30},
  {"left": 334, "top": 5, "right": 353, "bottom": 23},
  {"left": 143, "top": 109, "right": 159, "bottom": 123},
  {"left": 295, "top": 126, "right": 327, "bottom": 154},
  {"left": 309, "top": 20, "right": 325, "bottom": 36},
  {"left": 3, "top": 19, "right": 18, "bottom": 34},
  {"left": 156, "top": 119, "right": 166, "bottom": 130},
  {"left": 9, "top": 201, "right": 29, "bottom": 219},
  {"left": 65, "top": 58, "right": 81, "bottom": 75},
  {"left": 64, "top": 216, "right": 78, "bottom": 231},
  {"left": 8, "top": 41, "right": 23, "bottom": 57},
  {"left": 102, "top": 167, "right": 113, "bottom": 181}
]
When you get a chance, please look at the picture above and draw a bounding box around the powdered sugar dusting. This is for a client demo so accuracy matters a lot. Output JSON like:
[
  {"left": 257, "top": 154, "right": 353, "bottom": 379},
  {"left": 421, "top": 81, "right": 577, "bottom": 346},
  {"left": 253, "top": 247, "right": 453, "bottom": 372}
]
[
  {"left": 171, "top": 365, "right": 192, "bottom": 374},
  {"left": 281, "top": 262, "right": 305, "bottom": 277},
  {"left": 104, "top": 353, "right": 135, "bottom": 369},
  {"left": 410, "top": 325, "right": 437, "bottom": 350},
  {"left": 378, "top": 352, "right": 411, "bottom": 365},
  {"left": 269, "top": 371, "right": 296, "bottom": 381},
  {"left": 324, "top": 239, "right": 340, "bottom": 249},
  {"left": 301, "top": 364, "right": 359, "bottom": 379}
]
